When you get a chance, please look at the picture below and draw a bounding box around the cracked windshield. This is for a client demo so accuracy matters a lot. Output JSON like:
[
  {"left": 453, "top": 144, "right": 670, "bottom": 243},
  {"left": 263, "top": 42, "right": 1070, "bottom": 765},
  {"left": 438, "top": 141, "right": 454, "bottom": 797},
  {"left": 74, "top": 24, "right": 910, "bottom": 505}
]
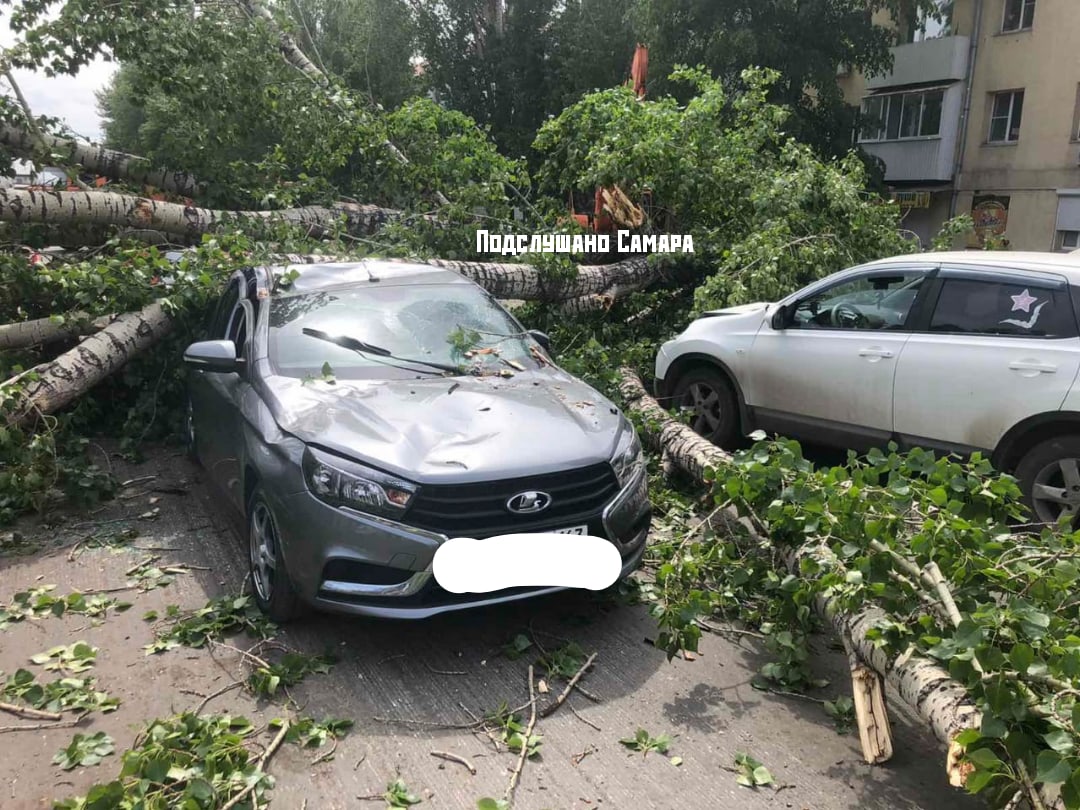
[{"left": 269, "top": 285, "right": 536, "bottom": 379}]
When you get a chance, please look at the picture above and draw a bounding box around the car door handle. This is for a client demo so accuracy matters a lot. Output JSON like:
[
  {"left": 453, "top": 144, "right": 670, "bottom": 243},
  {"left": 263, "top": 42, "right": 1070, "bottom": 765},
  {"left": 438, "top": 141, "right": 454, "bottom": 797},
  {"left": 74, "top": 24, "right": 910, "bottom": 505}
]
[
  {"left": 1009, "top": 360, "right": 1057, "bottom": 374},
  {"left": 858, "top": 348, "right": 894, "bottom": 359}
]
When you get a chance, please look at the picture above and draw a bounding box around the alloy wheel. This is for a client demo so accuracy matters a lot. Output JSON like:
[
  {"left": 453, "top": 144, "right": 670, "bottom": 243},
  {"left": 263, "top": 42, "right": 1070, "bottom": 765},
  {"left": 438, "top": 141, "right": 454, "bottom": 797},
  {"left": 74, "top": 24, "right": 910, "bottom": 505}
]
[
  {"left": 250, "top": 502, "right": 278, "bottom": 602},
  {"left": 680, "top": 381, "right": 722, "bottom": 435},
  {"left": 1031, "top": 456, "right": 1080, "bottom": 525}
]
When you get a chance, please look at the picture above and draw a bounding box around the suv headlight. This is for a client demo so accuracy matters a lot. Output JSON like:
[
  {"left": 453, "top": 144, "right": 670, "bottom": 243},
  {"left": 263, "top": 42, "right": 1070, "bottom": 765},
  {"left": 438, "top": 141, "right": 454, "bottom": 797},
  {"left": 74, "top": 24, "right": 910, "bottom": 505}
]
[
  {"left": 610, "top": 424, "right": 645, "bottom": 488},
  {"left": 302, "top": 447, "right": 416, "bottom": 518}
]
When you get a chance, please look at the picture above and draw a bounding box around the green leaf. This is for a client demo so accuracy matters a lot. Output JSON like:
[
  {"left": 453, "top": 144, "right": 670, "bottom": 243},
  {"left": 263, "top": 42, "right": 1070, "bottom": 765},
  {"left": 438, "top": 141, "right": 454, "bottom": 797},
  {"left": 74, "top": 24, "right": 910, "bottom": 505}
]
[
  {"left": 980, "top": 716, "right": 1007, "bottom": 739},
  {"left": 966, "top": 748, "right": 1002, "bottom": 770},
  {"left": 954, "top": 729, "right": 982, "bottom": 747},
  {"left": 1045, "top": 729, "right": 1075, "bottom": 755},
  {"left": 1038, "top": 751, "right": 1073, "bottom": 785},
  {"left": 1009, "top": 643, "right": 1034, "bottom": 674},
  {"left": 964, "top": 768, "right": 997, "bottom": 794}
]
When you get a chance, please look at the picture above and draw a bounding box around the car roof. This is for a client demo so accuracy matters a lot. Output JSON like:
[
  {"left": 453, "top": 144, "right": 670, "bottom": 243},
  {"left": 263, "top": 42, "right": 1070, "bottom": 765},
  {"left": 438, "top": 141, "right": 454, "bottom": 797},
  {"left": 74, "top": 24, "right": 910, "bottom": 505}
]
[
  {"left": 865, "top": 251, "right": 1080, "bottom": 281},
  {"left": 266, "top": 259, "right": 472, "bottom": 295}
]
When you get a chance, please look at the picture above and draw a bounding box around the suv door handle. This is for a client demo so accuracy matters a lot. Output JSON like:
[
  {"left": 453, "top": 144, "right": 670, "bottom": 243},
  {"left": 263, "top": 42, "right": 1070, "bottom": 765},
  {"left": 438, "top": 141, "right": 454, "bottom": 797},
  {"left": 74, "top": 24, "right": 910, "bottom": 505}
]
[
  {"left": 1009, "top": 360, "right": 1057, "bottom": 374},
  {"left": 858, "top": 348, "right": 894, "bottom": 358}
]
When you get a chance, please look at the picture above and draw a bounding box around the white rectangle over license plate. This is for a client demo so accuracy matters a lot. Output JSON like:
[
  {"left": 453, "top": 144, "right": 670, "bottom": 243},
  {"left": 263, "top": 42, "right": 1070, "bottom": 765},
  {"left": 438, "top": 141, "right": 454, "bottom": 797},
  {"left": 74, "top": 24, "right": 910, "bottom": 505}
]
[{"left": 555, "top": 525, "right": 588, "bottom": 535}]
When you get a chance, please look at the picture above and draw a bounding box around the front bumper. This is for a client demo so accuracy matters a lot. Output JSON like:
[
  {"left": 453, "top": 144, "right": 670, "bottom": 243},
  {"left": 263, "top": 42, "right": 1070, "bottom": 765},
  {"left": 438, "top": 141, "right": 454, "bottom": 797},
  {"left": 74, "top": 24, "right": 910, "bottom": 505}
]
[{"left": 274, "top": 467, "right": 651, "bottom": 619}]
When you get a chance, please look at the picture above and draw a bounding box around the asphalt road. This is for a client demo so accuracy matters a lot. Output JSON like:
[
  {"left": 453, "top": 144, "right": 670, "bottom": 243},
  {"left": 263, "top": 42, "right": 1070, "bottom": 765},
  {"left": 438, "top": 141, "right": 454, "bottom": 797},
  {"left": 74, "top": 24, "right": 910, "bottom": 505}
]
[{"left": 0, "top": 444, "right": 983, "bottom": 810}]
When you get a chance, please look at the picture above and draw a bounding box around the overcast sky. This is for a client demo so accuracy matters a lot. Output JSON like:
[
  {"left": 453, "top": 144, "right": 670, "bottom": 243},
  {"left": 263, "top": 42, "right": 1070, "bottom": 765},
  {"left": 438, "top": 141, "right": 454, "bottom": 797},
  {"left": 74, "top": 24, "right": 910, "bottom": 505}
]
[{"left": 1, "top": 13, "right": 116, "bottom": 142}]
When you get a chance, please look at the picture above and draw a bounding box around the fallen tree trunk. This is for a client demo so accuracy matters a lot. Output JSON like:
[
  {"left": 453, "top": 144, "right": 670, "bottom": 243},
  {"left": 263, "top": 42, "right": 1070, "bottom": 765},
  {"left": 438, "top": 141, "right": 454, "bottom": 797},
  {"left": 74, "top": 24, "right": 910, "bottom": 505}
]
[
  {"left": 430, "top": 256, "right": 665, "bottom": 304},
  {"left": 0, "top": 312, "right": 109, "bottom": 351},
  {"left": 268, "top": 254, "right": 683, "bottom": 305},
  {"left": 0, "top": 189, "right": 401, "bottom": 242},
  {"left": 2, "top": 302, "right": 173, "bottom": 427},
  {"left": 616, "top": 369, "right": 982, "bottom": 758},
  {"left": 0, "top": 123, "right": 203, "bottom": 197}
]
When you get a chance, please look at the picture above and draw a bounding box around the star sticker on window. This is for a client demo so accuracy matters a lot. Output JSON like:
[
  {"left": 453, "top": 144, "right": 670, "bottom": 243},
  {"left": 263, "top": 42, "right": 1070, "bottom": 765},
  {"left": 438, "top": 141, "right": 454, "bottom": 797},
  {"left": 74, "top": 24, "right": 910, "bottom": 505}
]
[{"left": 1010, "top": 289, "right": 1038, "bottom": 313}]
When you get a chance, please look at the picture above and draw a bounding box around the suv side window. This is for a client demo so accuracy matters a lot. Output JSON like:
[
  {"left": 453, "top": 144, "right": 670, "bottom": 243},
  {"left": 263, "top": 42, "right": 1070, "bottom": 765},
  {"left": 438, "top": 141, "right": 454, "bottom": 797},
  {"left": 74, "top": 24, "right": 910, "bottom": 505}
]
[
  {"left": 212, "top": 281, "right": 241, "bottom": 339},
  {"left": 792, "top": 270, "right": 926, "bottom": 331},
  {"left": 929, "top": 278, "right": 1077, "bottom": 338},
  {"left": 226, "top": 303, "right": 248, "bottom": 358}
]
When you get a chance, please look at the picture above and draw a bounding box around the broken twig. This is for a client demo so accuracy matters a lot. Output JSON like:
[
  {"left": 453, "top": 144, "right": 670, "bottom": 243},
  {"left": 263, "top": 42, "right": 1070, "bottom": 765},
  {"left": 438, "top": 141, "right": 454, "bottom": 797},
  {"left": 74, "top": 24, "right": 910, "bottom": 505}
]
[
  {"left": 219, "top": 720, "right": 289, "bottom": 810},
  {"left": 540, "top": 653, "right": 597, "bottom": 718},
  {"left": 430, "top": 750, "right": 477, "bottom": 775},
  {"left": 0, "top": 717, "right": 82, "bottom": 733},
  {"left": 195, "top": 681, "right": 243, "bottom": 714},
  {"left": 505, "top": 665, "right": 537, "bottom": 804},
  {"left": 0, "top": 702, "right": 63, "bottom": 721}
]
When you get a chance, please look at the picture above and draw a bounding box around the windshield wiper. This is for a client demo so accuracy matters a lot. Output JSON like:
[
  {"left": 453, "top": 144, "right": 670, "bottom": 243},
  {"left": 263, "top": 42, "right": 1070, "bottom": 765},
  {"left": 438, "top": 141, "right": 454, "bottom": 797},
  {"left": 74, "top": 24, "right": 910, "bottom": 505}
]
[{"left": 301, "top": 328, "right": 462, "bottom": 375}]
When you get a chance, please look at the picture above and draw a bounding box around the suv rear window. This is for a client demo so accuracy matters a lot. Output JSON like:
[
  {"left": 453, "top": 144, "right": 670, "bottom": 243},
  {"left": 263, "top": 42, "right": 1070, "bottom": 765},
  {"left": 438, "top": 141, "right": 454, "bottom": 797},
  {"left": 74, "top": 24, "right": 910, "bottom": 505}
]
[{"left": 929, "top": 278, "right": 1077, "bottom": 338}]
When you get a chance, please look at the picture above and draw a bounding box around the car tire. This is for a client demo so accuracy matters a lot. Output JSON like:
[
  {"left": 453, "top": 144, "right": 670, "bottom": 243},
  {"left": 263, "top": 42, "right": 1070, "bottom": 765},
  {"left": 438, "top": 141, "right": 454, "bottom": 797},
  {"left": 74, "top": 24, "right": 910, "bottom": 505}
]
[
  {"left": 670, "top": 366, "right": 739, "bottom": 447},
  {"left": 247, "top": 486, "right": 303, "bottom": 622},
  {"left": 1015, "top": 435, "right": 1080, "bottom": 526}
]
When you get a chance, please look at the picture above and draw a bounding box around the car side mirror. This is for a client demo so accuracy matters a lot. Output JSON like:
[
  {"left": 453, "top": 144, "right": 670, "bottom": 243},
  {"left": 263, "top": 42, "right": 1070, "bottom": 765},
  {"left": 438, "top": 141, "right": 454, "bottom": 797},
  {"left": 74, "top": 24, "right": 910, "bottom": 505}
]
[
  {"left": 770, "top": 304, "right": 792, "bottom": 331},
  {"left": 528, "top": 330, "right": 553, "bottom": 355},
  {"left": 184, "top": 340, "right": 244, "bottom": 373}
]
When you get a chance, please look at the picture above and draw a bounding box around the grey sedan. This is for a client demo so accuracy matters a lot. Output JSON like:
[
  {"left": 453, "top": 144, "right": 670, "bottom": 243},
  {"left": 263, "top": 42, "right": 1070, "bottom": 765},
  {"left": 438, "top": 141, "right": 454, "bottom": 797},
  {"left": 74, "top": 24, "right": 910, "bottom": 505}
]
[{"left": 183, "top": 260, "right": 651, "bottom": 620}]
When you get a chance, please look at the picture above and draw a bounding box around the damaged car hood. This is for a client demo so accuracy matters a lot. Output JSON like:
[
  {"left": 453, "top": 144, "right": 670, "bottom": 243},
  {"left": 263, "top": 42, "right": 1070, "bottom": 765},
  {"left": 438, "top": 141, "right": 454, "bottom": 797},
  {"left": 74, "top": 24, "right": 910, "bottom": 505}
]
[{"left": 264, "top": 368, "right": 623, "bottom": 483}]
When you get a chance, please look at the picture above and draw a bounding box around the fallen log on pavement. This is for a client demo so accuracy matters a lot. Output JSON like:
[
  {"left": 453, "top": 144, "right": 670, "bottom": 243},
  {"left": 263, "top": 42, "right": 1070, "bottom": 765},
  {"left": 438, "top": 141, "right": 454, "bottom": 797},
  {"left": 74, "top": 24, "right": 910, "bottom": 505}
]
[
  {"left": 616, "top": 368, "right": 982, "bottom": 773},
  {"left": 2, "top": 301, "right": 174, "bottom": 427}
]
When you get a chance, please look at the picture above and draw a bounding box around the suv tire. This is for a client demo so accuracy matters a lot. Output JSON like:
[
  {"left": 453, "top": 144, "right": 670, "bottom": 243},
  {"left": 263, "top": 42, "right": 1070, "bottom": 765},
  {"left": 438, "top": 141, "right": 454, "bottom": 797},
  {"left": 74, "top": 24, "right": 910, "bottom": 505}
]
[
  {"left": 1015, "top": 435, "right": 1080, "bottom": 526},
  {"left": 670, "top": 366, "right": 739, "bottom": 447},
  {"left": 247, "top": 486, "right": 303, "bottom": 622}
]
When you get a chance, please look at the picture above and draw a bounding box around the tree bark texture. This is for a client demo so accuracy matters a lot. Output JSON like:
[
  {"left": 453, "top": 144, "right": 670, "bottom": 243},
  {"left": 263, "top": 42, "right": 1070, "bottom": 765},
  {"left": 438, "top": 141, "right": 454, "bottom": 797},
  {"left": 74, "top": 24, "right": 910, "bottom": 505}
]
[
  {"left": 0, "top": 312, "right": 108, "bottom": 351},
  {"left": 430, "top": 256, "right": 663, "bottom": 304},
  {"left": 0, "top": 124, "right": 203, "bottom": 197},
  {"left": 0, "top": 189, "right": 401, "bottom": 242},
  {"left": 3, "top": 302, "right": 173, "bottom": 427},
  {"left": 617, "top": 368, "right": 982, "bottom": 754},
  {"left": 238, "top": 0, "right": 329, "bottom": 86}
]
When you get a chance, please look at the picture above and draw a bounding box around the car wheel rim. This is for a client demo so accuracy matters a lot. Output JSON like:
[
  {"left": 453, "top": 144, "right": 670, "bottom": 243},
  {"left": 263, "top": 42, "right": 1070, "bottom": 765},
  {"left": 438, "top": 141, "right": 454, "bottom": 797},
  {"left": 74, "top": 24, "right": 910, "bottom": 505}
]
[
  {"left": 681, "top": 382, "right": 722, "bottom": 436},
  {"left": 250, "top": 502, "right": 278, "bottom": 602},
  {"left": 1031, "top": 457, "right": 1080, "bottom": 525}
]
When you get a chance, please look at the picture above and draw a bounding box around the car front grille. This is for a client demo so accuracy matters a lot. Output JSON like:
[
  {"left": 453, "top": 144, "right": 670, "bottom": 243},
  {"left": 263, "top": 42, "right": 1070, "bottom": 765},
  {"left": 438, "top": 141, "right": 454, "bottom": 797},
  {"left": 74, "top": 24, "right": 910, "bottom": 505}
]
[{"left": 403, "top": 463, "right": 620, "bottom": 538}]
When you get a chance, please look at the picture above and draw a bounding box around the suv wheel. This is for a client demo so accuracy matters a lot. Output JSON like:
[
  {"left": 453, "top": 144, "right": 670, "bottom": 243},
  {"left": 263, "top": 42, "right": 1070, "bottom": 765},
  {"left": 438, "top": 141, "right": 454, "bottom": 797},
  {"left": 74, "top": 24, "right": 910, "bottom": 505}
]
[
  {"left": 248, "top": 487, "right": 303, "bottom": 622},
  {"left": 1016, "top": 436, "right": 1080, "bottom": 525},
  {"left": 670, "top": 367, "right": 738, "bottom": 447}
]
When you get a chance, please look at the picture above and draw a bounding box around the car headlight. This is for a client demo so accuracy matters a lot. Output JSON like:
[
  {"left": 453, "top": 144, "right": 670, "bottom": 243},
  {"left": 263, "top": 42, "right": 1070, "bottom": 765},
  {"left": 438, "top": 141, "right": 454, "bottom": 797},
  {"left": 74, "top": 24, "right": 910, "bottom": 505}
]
[
  {"left": 610, "top": 424, "right": 645, "bottom": 488},
  {"left": 302, "top": 447, "right": 416, "bottom": 518}
]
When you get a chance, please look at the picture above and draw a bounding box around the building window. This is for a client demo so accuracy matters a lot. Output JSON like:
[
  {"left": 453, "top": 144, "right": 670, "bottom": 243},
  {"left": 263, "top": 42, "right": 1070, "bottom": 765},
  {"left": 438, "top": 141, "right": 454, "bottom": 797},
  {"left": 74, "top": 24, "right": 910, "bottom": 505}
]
[
  {"left": 1073, "top": 84, "right": 1080, "bottom": 141},
  {"left": 860, "top": 89, "right": 945, "bottom": 142},
  {"left": 1060, "top": 231, "right": 1080, "bottom": 251},
  {"left": 988, "top": 90, "right": 1024, "bottom": 142},
  {"left": 1002, "top": 0, "right": 1036, "bottom": 32},
  {"left": 904, "top": 0, "right": 955, "bottom": 42}
]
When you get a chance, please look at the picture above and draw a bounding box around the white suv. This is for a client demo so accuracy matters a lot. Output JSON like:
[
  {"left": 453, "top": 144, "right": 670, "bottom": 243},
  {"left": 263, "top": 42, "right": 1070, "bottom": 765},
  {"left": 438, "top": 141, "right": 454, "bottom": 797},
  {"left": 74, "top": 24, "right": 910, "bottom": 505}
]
[{"left": 654, "top": 252, "right": 1080, "bottom": 524}]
